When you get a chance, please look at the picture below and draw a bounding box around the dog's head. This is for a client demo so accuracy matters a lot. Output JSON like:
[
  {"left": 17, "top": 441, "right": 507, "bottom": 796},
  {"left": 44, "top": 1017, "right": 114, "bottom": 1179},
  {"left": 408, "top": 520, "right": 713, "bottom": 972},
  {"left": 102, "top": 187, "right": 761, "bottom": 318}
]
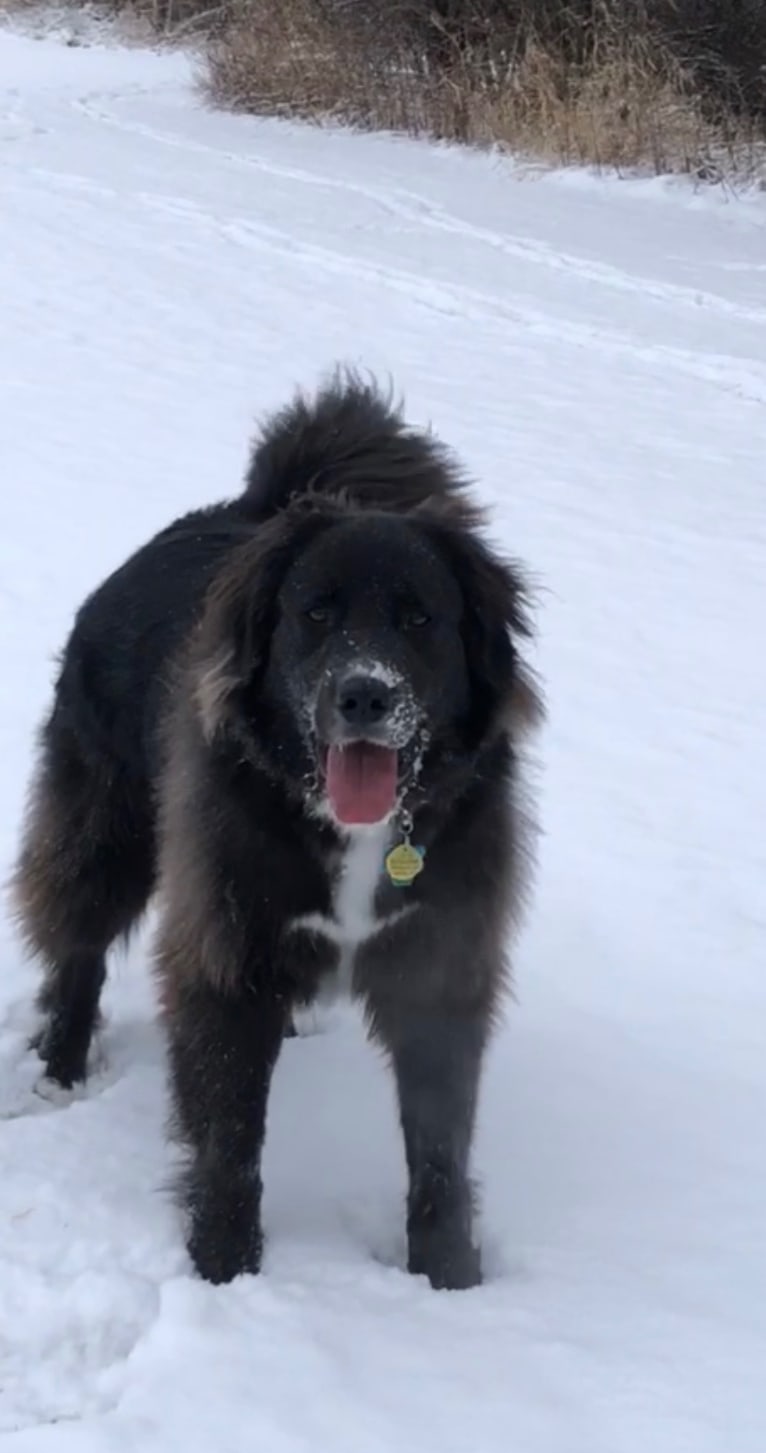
[{"left": 193, "top": 500, "right": 540, "bottom": 827}]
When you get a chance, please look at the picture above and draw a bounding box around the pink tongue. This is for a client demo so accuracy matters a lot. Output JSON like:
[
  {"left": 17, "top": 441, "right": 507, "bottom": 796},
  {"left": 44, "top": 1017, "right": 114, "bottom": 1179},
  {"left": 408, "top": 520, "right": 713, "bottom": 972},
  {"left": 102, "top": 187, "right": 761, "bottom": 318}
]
[{"left": 326, "top": 743, "right": 398, "bottom": 825}]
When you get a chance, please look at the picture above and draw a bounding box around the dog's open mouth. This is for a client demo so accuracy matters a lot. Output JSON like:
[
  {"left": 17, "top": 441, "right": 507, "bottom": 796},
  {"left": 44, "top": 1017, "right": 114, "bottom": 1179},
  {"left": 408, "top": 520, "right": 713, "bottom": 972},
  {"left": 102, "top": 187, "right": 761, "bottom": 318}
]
[{"left": 322, "top": 741, "right": 398, "bottom": 825}]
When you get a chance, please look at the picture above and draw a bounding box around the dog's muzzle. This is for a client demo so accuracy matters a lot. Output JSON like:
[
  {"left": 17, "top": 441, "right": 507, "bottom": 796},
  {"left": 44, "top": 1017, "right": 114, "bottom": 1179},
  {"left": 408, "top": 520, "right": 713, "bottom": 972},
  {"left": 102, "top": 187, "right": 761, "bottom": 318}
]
[{"left": 314, "top": 668, "right": 416, "bottom": 826}]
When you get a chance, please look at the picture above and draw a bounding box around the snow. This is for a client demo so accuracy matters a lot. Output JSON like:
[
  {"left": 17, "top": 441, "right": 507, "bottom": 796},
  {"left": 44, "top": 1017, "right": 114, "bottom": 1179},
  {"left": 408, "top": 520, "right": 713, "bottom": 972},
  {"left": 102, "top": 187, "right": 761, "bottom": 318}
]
[{"left": 1, "top": 21, "right": 765, "bottom": 1452}]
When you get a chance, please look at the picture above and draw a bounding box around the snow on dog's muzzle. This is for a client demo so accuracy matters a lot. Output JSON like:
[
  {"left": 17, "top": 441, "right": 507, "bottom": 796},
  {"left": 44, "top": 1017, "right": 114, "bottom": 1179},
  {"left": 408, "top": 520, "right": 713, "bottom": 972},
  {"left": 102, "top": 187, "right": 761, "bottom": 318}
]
[{"left": 313, "top": 663, "right": 419, "bottom": 823}]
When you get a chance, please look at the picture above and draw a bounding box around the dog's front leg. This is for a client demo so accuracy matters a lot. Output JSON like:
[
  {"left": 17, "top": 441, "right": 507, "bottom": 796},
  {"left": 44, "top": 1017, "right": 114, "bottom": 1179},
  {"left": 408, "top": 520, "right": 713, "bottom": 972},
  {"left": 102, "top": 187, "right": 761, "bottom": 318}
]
[
  {"left": 365, "top": 951, "right": 488, "bottom": 1291},
  {"left": 395, "top": 1009, "right": 485, "bottom": 1290},
  {"left": 166, "top": 980, "right": 285, "bottom": 1285}
]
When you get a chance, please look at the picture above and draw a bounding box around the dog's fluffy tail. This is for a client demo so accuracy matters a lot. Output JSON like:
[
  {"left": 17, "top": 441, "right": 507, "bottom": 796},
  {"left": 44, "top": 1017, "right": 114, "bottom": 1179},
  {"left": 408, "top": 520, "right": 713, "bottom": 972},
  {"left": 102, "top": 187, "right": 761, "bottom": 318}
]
[{"left": 241, "top": 367, "right": 477, "bottom": 522}]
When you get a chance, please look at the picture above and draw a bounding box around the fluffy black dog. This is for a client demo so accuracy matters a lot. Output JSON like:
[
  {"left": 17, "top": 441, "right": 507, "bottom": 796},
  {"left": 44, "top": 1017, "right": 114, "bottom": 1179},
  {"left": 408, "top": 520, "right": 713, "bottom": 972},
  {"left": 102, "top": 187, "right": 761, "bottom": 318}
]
[{"left": 12, "top": 371, "right": 542, "bottom": 1290}]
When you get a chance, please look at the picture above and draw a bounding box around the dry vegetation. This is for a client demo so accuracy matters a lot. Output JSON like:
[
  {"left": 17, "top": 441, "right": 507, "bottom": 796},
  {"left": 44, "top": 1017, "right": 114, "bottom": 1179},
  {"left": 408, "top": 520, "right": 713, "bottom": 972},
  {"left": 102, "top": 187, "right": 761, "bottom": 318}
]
[
  {"left": 9, "top": 0, "right": 766, "bottom": 180},
  {"left": 202, "top": 0, "right": 766, "bottom": 182}
]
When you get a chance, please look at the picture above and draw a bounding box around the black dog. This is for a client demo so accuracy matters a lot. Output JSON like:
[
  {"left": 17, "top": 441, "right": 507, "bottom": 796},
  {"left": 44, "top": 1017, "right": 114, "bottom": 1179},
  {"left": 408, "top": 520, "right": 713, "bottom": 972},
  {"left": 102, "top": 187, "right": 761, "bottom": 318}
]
[{"left": 11, "top": 371, "right": 542, "bottom": 1290}]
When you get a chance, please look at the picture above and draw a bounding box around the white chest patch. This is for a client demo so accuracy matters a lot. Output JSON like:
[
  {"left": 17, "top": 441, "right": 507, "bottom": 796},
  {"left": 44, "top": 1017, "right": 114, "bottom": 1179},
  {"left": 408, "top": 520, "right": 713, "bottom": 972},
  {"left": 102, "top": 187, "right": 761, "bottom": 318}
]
[{"left": 289, "top": 822, "right": 411, "bottom": 999}]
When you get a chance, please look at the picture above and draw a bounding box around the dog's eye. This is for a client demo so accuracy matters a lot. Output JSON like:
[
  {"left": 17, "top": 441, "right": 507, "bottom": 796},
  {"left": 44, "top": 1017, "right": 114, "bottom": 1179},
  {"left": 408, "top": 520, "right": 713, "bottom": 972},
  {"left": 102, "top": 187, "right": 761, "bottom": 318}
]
[
  {"left": 305, "top": 605, "right": 330, "bottom": 624},
  {"left": 405, "top": 610, "right": 431, "bottom": 628}
]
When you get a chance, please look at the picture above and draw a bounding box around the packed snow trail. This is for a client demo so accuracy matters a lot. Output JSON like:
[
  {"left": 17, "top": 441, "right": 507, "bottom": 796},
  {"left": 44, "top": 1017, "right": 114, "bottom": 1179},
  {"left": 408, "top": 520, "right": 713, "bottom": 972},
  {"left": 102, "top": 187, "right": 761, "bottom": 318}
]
[{"left": 1, "top": 25, "right": 765, "bottom": 1453}]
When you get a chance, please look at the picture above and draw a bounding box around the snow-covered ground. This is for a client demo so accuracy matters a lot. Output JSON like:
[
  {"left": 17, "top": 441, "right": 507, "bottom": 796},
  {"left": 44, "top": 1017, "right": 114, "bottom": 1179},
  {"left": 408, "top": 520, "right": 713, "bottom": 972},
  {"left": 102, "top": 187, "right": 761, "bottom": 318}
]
[{"left": 1, "top": 22, "right": 765, "bottom": 1451}]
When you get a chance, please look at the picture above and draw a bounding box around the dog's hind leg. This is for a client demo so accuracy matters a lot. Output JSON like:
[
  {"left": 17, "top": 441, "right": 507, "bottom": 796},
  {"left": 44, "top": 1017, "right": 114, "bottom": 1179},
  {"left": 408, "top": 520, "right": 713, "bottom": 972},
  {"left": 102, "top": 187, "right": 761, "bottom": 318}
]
[{"left": 11, "top": 726, "right": 155, "bottom": 1089}]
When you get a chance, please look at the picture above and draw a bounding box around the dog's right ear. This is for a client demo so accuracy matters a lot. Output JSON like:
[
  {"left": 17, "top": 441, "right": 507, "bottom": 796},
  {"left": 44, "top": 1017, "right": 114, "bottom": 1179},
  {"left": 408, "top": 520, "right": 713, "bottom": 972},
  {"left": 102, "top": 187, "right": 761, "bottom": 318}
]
[{"left": 191, "top": 512, "right": 325, "bottom": 743}]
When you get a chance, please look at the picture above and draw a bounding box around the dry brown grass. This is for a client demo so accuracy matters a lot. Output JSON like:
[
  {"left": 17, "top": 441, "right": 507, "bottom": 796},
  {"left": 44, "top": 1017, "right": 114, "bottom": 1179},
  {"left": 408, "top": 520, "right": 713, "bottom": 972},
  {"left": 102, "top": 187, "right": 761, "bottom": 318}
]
[
  {"left": 3, "top": 0, "right": 762, "bottom": 182},
  {"left": 474, "top": 34, "right": 762, "bottom": 178},
  {"left": 204, "top": 0, "right": 765, "bottom": 184},
  {"left": 202, "top": 0, "right": 449, "bottom": 136},
  {"left": 204, "top": 1, "right": 362, "bottom": 121}
]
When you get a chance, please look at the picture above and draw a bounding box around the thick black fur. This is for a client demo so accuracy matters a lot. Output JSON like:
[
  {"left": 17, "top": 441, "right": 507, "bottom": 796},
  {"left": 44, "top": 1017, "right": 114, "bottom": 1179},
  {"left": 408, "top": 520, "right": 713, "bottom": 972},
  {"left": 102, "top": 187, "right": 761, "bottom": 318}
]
[{"left": 11, "top": 370, "right": 542, "bottom": 1291}]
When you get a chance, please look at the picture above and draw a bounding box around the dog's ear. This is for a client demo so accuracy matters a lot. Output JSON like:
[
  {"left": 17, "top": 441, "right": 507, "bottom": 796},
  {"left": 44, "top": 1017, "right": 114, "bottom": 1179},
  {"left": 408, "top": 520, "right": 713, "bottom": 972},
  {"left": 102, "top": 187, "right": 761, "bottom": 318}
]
[
  {"left": 192, "top": 512, "right": 326, "bottom": 743},
  {"left": 425, "top": 519, "right": 544, "bottom": 745}
]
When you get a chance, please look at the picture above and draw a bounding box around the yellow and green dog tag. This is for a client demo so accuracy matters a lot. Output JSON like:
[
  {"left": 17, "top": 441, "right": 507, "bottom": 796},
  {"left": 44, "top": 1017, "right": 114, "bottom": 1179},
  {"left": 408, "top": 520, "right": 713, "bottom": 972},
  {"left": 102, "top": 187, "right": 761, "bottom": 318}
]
[{"left": 384, "top": 840, "right": 425, "bottom": 888}]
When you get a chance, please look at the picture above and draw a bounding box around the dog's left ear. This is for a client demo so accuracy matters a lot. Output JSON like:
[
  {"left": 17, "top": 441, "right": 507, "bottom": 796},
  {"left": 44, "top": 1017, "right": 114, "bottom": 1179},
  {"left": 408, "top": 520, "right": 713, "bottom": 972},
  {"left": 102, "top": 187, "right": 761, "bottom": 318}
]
[
  {"left": 191, "top": 511, "right": 328, "bottom": 743},
  {"left": 426, "top": 519, "right": 544, "bottom": 745}
]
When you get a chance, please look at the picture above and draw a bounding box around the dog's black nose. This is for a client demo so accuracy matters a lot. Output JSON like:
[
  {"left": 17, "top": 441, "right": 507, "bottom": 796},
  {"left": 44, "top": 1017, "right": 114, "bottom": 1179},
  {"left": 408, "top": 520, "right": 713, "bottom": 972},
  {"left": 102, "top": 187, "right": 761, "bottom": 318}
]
[{"left": 337, "top": 674, "right": 392, "bottom": 729}]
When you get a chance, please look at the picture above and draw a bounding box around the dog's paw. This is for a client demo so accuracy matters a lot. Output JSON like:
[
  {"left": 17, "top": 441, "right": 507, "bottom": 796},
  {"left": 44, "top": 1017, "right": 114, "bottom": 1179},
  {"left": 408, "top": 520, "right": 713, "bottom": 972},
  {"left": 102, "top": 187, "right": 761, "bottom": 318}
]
[
  {"left": 187, "top": 1189, "right": 264, "bottom": 1285},
  {"left": 0, "top": 1008, "right": 96, "bottom": 1119},
  {"left": 408, "top": 1230, "right": 483, "bottom": 1292}
]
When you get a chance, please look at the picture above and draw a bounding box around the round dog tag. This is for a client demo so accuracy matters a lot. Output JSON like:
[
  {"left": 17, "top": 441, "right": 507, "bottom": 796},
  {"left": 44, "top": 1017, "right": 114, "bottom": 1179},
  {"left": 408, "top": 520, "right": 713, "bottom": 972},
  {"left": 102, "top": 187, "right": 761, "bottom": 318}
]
[{"left": 385, "top": 841, "right": 425, "bottom": 887}]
